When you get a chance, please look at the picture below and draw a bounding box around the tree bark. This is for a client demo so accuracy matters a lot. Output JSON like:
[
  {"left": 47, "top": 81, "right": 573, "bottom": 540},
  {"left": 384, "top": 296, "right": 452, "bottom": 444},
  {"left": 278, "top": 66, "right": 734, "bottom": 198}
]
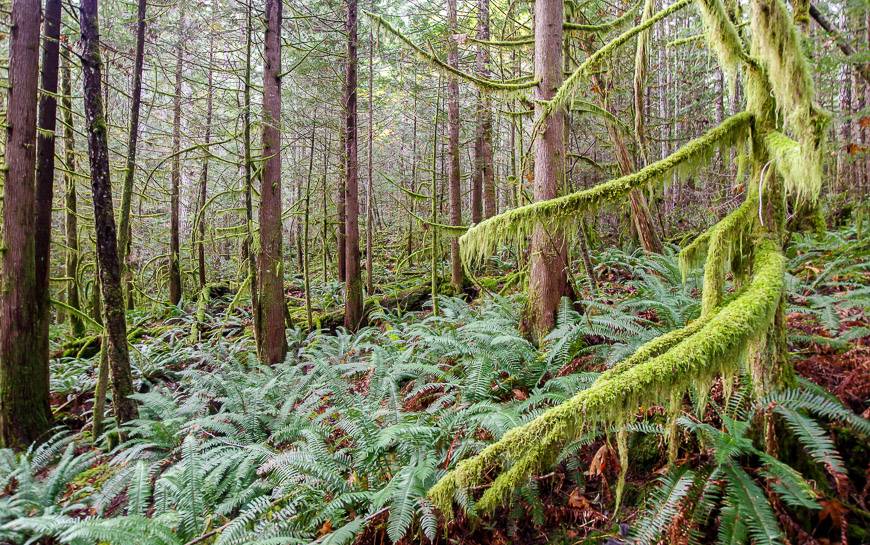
[
  {"left": 169, "top": 5, "right": 186, "bottom": 305},
  {"left": 475, "top": 0, "right": 497, "bottom": 220},
  {"left": 35, "top": 0, "right": 62, "bottom": 368},
  {"left": 344, "top": 0, "right": 364, "bottom": 330},
  {"left": 61, "top": 46, "right": 85, "bottom": 338},
  {"left": 79, "top": 0, "right": 138, "bottom": 424},
  {"left": 337, "top": 122, "right": 347, "bottom": 283},
  {"left": 258, "top": 0, "right": 289, "bottom": 362},
  {"left": 117, "top": 0, "right": 147, "bottom": 309},
  {"left": 365, "top": 23, "right": 374, "bottom": 295},
  {"left": 0, "top": 0, "right": 52, "bottom": 449},
  {"left": 241, "top": 1, "right": 260, "bottom": 354},
  {"left": 197, "top": 31, "right": 214, "bottom": 289},
  {"left": 446, "top": 0, "right": 464, "bottom": 291},
  {"left": 526, "top": 0, "right": 570, "bottom": 343}
]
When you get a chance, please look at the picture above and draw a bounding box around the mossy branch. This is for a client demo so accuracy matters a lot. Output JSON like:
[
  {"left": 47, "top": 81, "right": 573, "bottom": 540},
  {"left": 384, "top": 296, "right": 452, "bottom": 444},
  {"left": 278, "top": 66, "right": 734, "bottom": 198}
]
[
  {"left": 542, "top": 0, "right": 693, "bottom": 123},
  {"left": 429, "top": 239, "right": 785, "bottom": 516},
  {"left": 563, "top": 1, "right": 642, "bottom": 33},
  {"left": 365, "top": 11, "right": 539, "bottom": 93},
  {"left": 460, "top": 111, "right": 752, "bottom": 268}
]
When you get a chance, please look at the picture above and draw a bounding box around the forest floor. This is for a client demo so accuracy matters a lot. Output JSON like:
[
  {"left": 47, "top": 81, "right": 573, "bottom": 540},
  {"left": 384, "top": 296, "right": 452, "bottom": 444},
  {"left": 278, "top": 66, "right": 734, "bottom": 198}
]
[{"left": 4, "top": 224, "right": 868, "bottom": 545}]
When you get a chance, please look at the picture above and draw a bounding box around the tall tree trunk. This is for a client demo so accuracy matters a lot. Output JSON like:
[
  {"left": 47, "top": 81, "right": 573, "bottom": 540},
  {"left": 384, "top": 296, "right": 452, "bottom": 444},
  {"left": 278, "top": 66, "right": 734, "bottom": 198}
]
[
  {"left": 117, "top": 0, "right": 147, "bottom": 310},
  {"left": 0, "top": 0, "right": 51, "bottom": 449},
  {"left": 344, "top": 0, "right": 364, "bottom": 330},
  {"left": 197, "top": 32, "right": 214, "bottom": 289},
  {"left": 241, "top": 1, "right": 260, "bottom": 353},
  {"left": 79, "top": 0, "right": 138, "bottom": 425},
  {"left": 258, "top": 0, "right": 288, "bottom": 362},
  {"left": 337, "top": 124, "right": 347, "bottom": 283},
  {"left": 61, "top": 46, "right": 85, "bottom": 338},
  {"left": 446, "top": 0, "right": 464, "bottom": 291},
  {"left": 407, "top": 68, "right": 418, "bottom": 260},
  {"left": 475, "top": 0, "right": 497, "bottom": 220},
  {"left": 35, "top": 0, "right": 62, "bottom": 367},
  {"left": 526, "top": 0, "right": 570, "bottom": 343},
  {"left": 169, "top": 6, "right": 186, "bottom": 305},
  {"left": 303, "top": 122, "right": 317, "bottom": 330},
  {"left": 365, "top": 22, "right": 374, "bottom": 295}
]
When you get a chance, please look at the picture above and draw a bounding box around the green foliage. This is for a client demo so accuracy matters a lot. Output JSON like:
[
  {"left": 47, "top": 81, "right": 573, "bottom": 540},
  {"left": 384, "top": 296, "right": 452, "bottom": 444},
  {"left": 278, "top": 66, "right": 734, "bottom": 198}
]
[{"left": 632, "top": 381, "right": 869, "bottom": 545}]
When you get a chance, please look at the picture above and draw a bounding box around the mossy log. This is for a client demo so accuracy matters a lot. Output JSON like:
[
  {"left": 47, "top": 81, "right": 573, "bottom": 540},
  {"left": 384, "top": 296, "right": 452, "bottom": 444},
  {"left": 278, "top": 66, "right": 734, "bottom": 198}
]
[{"left": 55, "top": 324, "right": 175, "bottom": 359}]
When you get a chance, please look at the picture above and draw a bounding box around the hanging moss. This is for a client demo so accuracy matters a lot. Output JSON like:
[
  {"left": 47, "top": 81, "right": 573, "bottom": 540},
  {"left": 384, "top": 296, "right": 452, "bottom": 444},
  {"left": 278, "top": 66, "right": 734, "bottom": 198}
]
[
  {"left": 460, "top": 111, "right": 752, "bottom": 268},
  {"left": 748, "top": 0, "right": 828, "bottom": 200},
  {"left": 429, "top": 239, "right": 785, "bottom": 516},
  {"left": 679, "top": 188, "right": 758, "bottom": 316},
  {"left": 764, "top": 130, "right": 819, "bottom": 204},
  {"left": 692, "top": 0, "right": 755, "bottom": 88}
]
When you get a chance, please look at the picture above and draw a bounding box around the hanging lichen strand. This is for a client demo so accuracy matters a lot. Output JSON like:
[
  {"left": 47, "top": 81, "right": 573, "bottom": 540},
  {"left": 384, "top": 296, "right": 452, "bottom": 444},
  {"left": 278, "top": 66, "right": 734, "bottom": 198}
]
[
  {"left": 459, "top": 111, "right": 751, "bottom": 267},
  {"left": 429, "top": 0, "right": 827, "bottom": 519},
  {"left": 429, "top": 239, "right": 786, "bottom": 516}
]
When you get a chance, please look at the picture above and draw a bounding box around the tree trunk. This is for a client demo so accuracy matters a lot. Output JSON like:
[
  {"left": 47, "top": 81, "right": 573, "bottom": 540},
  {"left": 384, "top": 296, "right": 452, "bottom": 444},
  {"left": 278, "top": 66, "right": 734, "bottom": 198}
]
[
  {"left": 304, "top": 122, "right": 317, "bottom": 330},
  {"left": 197, "top": 32, "right": 214, "bottom": 289},
  {"left": 446, "top": 0, "right": 464, "bottom": 291},
  {"left": 0, "top": 0, "right": 52, "bottom": 449},
  {"left": 475, "top": 0, "right": 497, "bottom": 220},
  {"left": 117, "top": 0, "right": 147, "bottom": 310},
  {"left": 35, "top": 0, "right": 62, "bottom": 368},
  {"left": 258, "top": 0, "right": 288, "bottom": 362},
  {"left": 344, "top": 0, "right": 364, "bottom": 330},
  {"left": 337, "top": 121, "right": 347, "bottom": 283},
  {"left": 169, "top": 5, "right": 186, "bottom": 305},
  {"left": 365, "top": 23, "right": 375, "bottom": 295},
  {"left": 526, "top": 0, "right": 570, "bottom": 343},
  {"left": 79, "top": 0, "right": 138, "bottom": 424},
  {"left": 61, "top": 46, "right": 85, "bottom": 338},
  {"left": 241, "top": 1, "right": 260, "bottom": 354}
]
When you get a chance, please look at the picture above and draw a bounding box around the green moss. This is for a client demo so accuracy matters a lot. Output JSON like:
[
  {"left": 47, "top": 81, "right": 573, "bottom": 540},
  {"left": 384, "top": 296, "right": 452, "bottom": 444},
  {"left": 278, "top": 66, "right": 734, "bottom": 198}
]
[
  {"left": 545, "top": 0, "right": 693, "bottom": 120},
  {"left": 429, "top": 239, "right": 786, "bottom": 516},
  {"left": 563, "top": 1, "right": 641, "bottom": 33},
  {"left": 679, "top": 189, "right": 758, "bottom": 316},
  {"left": 460, "top": 111, "right": 752, "bottom": 268}
]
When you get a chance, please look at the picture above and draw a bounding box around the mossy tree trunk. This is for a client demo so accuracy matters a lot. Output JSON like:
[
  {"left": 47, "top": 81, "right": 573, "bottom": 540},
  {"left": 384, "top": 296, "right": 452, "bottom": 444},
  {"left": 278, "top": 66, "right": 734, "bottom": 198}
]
[
  {"left": 61, "top": 46, "right": 85, "bottom": 338},
  {"left": 0, "top": 0, "right": 52, "bottom": 449},
  {"left": 79, "top": 0, "right": 138, "bottom": 425},
  {"left": 117, "top": 0, "right": 146, "bottom": 310},
  {"left": 344, "top": 0, "right": 364, "bottom": 330},
  {"left": 258, "top": 0, "right": 289, "bottom": 362},
  {"left": 446, "top": 0, "right": 464, "bottom": 291},
  {"left": 525, "top": 0, "right": 570, "bottom": 343},
  {"left": 168, "top": 4, "right": 186, "bottom": 306},
  {"left": 35, "top": 0, "right": 62, "bottom": 368}
]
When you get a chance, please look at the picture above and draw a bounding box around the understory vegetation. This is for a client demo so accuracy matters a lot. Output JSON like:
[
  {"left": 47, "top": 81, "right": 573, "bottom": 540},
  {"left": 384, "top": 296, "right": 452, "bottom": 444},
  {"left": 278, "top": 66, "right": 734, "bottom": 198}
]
[{"left": 2, "top": 223, "right": 867, "bottom": 545}]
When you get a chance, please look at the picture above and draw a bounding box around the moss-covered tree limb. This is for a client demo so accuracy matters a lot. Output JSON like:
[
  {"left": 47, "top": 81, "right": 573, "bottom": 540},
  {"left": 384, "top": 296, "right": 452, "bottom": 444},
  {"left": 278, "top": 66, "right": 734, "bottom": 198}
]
[
  {"left": 365, "top": 11, "right": 539, "bottom": 93},
  {"left": 460, "top": 111, "right": 752, "bottom": 267},
  {"left": 429, "top": 238, "right": 786, "bottom": 516}
]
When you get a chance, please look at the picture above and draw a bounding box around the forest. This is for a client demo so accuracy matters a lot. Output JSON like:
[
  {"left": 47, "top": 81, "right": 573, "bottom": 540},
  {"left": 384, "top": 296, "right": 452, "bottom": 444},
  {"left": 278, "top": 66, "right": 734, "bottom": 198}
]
[{"left": 0, "top": 0, "right": 868, "bottom": 543}]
